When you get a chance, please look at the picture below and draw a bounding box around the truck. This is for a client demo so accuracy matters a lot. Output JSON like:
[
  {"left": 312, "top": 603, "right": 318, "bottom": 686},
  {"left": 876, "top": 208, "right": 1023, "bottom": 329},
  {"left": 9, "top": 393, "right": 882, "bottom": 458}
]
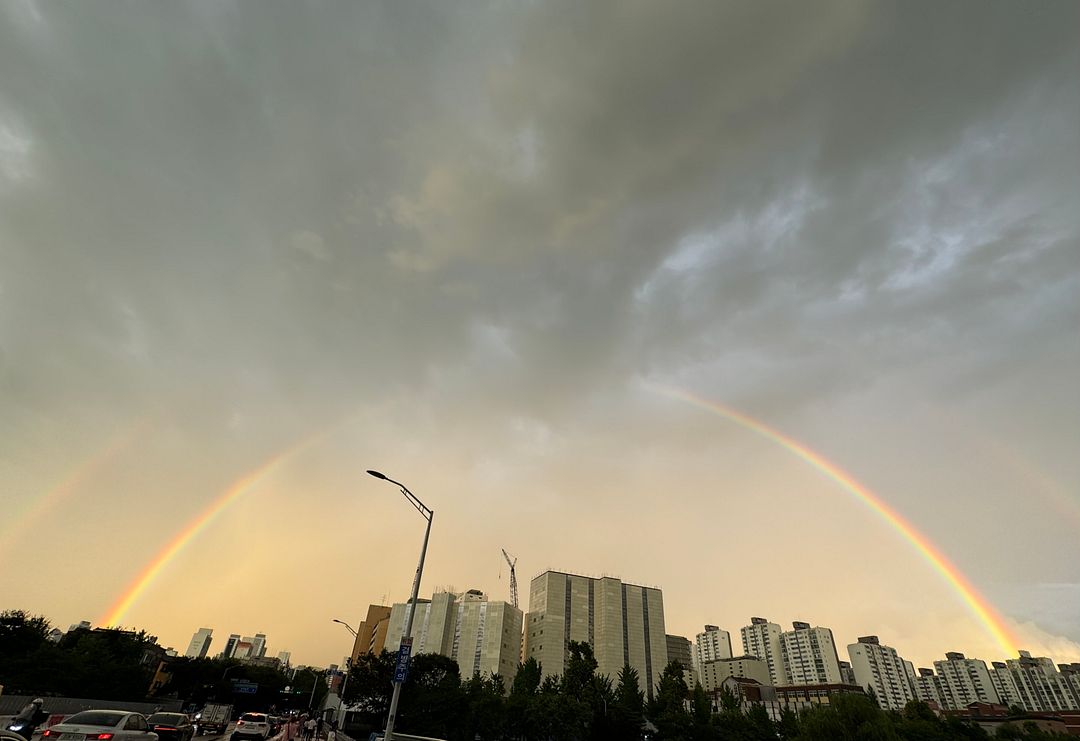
[{"left": 197, "top": 704, "right": 233, "bottom": 736}]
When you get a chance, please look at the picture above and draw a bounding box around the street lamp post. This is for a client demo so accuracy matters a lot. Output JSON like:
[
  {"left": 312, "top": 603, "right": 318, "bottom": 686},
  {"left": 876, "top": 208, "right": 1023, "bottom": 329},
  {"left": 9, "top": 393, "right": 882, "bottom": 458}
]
[
  {"left": 366, "top": 469, "right": 433, "bottom": 741},
  {"left": 331, "top": 620, "right": 358, "bottom": 719}
]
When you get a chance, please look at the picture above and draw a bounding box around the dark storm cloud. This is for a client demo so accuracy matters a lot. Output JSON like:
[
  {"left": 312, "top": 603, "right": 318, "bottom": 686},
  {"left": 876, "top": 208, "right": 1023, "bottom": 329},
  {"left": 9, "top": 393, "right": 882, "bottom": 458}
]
[{"left": 1, "top": 0, "right": 1077, "bottom": 434}]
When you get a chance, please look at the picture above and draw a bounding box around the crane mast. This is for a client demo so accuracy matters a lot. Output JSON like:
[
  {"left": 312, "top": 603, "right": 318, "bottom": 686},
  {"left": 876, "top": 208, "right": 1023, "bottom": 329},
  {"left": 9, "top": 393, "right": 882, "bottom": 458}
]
[{"left": 501, "top": 548, "right": 519, "bottom": 608}]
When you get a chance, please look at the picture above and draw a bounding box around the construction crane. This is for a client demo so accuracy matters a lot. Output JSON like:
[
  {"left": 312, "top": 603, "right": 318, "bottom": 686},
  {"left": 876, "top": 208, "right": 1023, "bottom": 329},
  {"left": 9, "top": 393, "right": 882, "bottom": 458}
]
[{"left": 501, "top": 548, "right": 519, "bottom": 608}]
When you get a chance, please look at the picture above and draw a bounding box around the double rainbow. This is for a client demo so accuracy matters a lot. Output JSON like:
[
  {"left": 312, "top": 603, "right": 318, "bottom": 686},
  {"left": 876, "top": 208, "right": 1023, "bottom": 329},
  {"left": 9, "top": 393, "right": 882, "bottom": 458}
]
[{"left": 653, "top": 385, "right": 1018, "bottom": 656}]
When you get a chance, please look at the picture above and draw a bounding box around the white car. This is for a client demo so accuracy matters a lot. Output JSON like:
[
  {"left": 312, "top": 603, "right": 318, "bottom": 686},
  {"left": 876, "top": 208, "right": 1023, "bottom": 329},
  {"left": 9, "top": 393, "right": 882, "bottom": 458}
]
[
  {"left": 229, "top": 714, "right": 270, "bottom": 741},
  {"left": 42, "top": 711, "right": 159, "bottom": 741}
]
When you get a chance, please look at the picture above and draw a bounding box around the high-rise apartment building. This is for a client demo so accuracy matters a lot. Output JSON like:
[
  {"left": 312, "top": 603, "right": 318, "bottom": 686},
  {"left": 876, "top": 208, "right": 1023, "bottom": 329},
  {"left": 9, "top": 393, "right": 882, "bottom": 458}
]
[
  {"left": 694, "top": 625, "right": 733, "bottom": 682},
  {"left": 185, "top": 628, "right": 213, "bottom": 659},
  {"left": 234, "top": 640, "right": 253, "bottom": 659},
  {"left": 780, "top": 622, "right": 840, "bottom": 685},
  {"left": 838, "top": 661, "right": 857, "bottom": 686},
  {"left": 524, "top": 571, "right": 668, "bottom": 699},
  {"left": 1060, "top": 664, "right": 1080, "bottom": 707},
  {"left": 277, "top": 651, "right": 291, "bottom": 667},
  {"left": 989, "top": 652, "right": 1079, "bottom": 713},
  {"left": 913, "top": 667, "right": 946, "bottom": 707},
  {"left": 846, "top": 636, "right": 916, "bottom": 710},
  {"left": 351, "top": 605, "right": 393, "bottom": 663},
  {"left": 385, "top": 589, "right": 523, "bottom": 682},
  {"left": 932, "top": 652, "right": 1000, "bottom": 709},
  {"left": 741, "top": 618, "right": 787, "bottom": 686}
]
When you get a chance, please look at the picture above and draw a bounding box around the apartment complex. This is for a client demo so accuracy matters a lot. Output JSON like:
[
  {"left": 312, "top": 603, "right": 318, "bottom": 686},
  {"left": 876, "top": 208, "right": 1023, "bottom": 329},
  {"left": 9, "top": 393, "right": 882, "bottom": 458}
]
[
  {"left": 846, "top": 636, "right": 917, "bottom": 710},
  {"left": 524, "top": 571, "right": 668, "bottom": 698},
  {"left": 741, "top": 618, "right": 787, "bottom": 686},
  {"left": 666, "top": 634, "right": 693, "bottom": 687},
  {"left": 185, "top": 628, "right": 213, "bottom": 659},
  {"left": 780, "top": 622, "right": 842, "bottom": 685},
  {"left": 989, "top": 652, "right": 1080, "bottom": 713},
  {"left": 385, "top": 589, "right": 523, "bottom": 682}
]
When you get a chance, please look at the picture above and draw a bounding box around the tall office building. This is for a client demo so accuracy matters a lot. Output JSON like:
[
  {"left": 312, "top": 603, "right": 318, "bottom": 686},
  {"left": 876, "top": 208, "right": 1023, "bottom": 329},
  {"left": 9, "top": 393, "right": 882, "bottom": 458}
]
[
  {"left": 277, "top": 651, "right": 291, "bottom": 667},
  {"left": 351, "top": 605, "right": 393, "bottom": 663},
  {"left": 385, "top": 589, "right": 523, "bottom": 682},
  {"left": 694, "top": 625, "right": 733, "bottom": 682},
  {"left": 666, "top": 635, "right": 694, "bottom": 687},
  {"left": 524, "top": 571, "right": 668, "bottom": 699},
  {"left": 780, "top": 622, "right": 841, "bottom": 685},
  {"left": 933, "top": 652, "right": 1000, "bottom": 709},
  {"left": 221, "top": 634, "right": 240, "bottom": 658},
  {"left": 989, "top": 652, "right": 1079, "bottom": 712},
  {"left": 741, "top": 618, "right": 787, "bottom": 686},
  {"left": 234, "top": 640, "right": 254, "bottom": 659},
  {"left": 185, "top": 628, "right": 213, "bottom": 659},
  {"left": 252, "top": 633, "right": 267, "bottom": 658},
  {"left": 846, "top": 636, "right": 916, "bottom": 710}
]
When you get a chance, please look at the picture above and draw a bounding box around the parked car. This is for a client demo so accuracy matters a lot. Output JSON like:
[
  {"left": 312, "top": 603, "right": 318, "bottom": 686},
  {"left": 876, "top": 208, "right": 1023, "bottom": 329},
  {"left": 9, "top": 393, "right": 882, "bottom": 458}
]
[
  {"left": 228, "top": 715, "right": 270, "bottom": 741},
  {"left": 42, "top": 711, "right": 159, "bottom": 741},
  {"left": 146, "top": 714, "right": 194, "bottom": 741}
]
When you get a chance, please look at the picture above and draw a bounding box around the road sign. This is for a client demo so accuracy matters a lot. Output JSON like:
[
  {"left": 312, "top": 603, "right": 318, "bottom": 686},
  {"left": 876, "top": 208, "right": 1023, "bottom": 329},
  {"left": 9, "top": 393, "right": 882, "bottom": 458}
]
[
  {"left": 234, "top": 684, "right": 258, "bottom": 694},
  {"left": 393, "top": 637, "right": 413, "bottom": 683}
]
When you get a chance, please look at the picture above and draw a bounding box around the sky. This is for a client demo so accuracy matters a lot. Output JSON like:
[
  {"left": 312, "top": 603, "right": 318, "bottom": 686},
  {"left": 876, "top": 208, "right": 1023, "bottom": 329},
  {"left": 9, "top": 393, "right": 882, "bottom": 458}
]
[{"left": 1, "top": 0, "right": 1078, "bottom": 671}]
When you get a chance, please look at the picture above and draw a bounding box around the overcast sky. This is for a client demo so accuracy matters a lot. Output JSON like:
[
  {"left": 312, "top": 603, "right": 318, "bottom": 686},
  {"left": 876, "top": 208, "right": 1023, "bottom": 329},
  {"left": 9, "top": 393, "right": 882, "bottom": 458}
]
[{"left": 1, "top": 0, "right": 1078, "bottom": 669}]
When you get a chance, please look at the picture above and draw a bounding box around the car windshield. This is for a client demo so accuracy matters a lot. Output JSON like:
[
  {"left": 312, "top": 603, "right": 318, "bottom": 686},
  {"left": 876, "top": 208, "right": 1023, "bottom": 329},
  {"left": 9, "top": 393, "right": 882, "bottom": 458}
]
[
  {"left": 65, "top": 712, "right": 126, "bottom": 728},
  {"left": 239, "top": 715, "right": 265, "bottom": 723},
  {"left": 148, "top": 715, "right": 186, "bottom": 725}
]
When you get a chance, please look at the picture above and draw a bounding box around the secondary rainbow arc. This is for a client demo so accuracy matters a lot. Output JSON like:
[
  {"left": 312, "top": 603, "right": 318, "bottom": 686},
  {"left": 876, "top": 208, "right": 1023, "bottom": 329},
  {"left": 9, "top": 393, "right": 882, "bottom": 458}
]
[{"left": 652, "top": 385, "right": 1018, "bottom": 656}]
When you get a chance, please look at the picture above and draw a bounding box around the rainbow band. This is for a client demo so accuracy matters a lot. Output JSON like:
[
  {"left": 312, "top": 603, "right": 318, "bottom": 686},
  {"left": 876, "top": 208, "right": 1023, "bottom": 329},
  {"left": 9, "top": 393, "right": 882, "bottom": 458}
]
[
  {"left": 98, "top": 435, "right": 323, "bottom": 627},
  {"left": 652, "top": 385, "right": 1018, "bottom": 656}
]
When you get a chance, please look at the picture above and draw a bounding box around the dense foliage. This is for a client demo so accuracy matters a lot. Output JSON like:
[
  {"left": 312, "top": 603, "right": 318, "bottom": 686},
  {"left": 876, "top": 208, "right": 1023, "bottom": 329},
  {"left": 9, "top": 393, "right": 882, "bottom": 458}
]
[
  {"left": 0, "top": 611, "right": 317, "bottom": 711},
  {"left": 343, "top": 641, "right": 1069, "bottom": 740}
]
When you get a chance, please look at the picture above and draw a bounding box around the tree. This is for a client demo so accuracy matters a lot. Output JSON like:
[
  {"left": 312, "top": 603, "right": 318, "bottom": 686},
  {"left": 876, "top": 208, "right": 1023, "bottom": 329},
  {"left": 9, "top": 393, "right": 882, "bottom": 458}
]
[
  {"left": 508, "top": 657, "right": 542, "bottom": 741},
  {"left": 611, "top": 664, "right": 646, "bottom": 741},
  {"left": 648, "top": 661, "right": 691, "bottom": 740},
  {"left": 398, "top": 653, "right": 462, "bottom": 739}
]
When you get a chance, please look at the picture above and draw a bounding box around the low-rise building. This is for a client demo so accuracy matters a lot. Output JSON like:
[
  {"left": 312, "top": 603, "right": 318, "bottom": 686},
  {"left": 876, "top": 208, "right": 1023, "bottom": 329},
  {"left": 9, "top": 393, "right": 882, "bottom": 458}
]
[{"left": 699, "top": 655, "right": 771, "bottom": 692}]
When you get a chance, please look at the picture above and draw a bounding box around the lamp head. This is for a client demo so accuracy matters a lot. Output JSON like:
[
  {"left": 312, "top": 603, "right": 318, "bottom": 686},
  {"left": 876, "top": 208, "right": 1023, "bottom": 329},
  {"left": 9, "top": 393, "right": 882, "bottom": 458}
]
[{"left": 366, "top": 470, "right": 387, "bottom": 480}]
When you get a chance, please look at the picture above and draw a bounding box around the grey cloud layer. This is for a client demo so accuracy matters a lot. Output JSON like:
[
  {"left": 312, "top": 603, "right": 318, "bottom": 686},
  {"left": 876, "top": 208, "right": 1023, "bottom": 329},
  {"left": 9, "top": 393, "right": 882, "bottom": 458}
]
[{"left": 1, "top": 1, "right": 1077, "bottom": 475}]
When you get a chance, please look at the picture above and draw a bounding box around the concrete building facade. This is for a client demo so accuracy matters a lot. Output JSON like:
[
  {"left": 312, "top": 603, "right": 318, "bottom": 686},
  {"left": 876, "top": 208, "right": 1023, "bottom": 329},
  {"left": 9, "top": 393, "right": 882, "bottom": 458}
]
[
  {"left": 385, "top": 589, "right": 523, "bottom": 682},
  {"left": 524, "top": 571, "right": 668, "bottom": 699},
  {"left": 220, "top": 634, "right": 240, "bottom": 658},
  {"left": 741, "top": 618, "right": 788, "bottom": 686},
  {"left": 694, "top": 625, "right": 733, "bottom": 682},
  {"left": 780, "top": 622, "right": 841, "bottom": 685},
  {"left": 699, "top": 656, "right": 771, "bottom": 692},
  {"left": 666, "top": 634, "right": 694, "bottom": 688},
  {"left": 933, "top": 653, "right": 1000, "bottom": 709},
  {"left": 989, "top": 652, "right": 1080, "bottom": 713},
  {"left": 350, "top": 604, "right": 393, "bottom": 663},
  {"left": 846, "top": 636, "right": 916, "bottom": 710},
  {"left": 185, "top": 628, "right": 213, "bottom": 659}
]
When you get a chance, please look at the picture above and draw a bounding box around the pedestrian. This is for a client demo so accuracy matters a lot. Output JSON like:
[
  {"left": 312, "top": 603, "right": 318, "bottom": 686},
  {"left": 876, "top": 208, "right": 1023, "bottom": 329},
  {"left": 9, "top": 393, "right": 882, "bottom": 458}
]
[
  {"left": 10, "top": 699, "right": 48, "bottom": 741},
  {"left": 303, "top": 717, "right": 316, "bottom": 741}
]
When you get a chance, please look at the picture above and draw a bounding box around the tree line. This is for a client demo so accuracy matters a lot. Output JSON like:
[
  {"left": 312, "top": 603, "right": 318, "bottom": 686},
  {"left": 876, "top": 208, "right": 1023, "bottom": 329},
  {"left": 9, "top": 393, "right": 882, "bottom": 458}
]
[{"left": 342, "top": 640, "right": 1067, "bottom": 740}]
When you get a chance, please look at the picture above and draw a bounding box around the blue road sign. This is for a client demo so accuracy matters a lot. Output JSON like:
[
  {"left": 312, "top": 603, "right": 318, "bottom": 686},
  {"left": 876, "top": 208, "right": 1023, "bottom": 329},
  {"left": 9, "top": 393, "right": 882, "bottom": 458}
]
[
  {"left": 234, "top": 683, "right": 258, "bottom": 694},
  {"left": 393, "top": 637, "right": 413, "bottom": 683}
]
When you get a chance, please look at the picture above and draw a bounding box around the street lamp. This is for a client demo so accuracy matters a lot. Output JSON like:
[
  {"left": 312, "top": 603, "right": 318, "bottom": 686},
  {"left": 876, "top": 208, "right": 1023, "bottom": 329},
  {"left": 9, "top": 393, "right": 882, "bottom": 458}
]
[
  {"left": 366, "top": 469, "right": 433, "bottom": 741},
  {"left": 331, "top": 620, "right": 358, "bottom": 718}
]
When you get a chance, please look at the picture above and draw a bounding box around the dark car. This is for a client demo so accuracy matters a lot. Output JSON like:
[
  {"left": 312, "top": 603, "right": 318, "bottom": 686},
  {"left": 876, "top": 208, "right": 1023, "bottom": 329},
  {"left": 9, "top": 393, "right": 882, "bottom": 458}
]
[{"left": 147, "top": 714, "right": 194, "bottom": 741}]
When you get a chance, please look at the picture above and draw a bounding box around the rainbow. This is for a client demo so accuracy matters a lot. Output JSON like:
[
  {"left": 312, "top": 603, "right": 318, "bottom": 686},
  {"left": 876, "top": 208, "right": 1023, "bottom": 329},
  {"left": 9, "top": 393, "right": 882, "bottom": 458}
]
[
  {"left": 651, "top": 385, "right": 1019, "bottom": 655},
  {"left": 0, "top": 420, "right": 147, "bottom": 562},
  {"left": 98, "top": 433, "right": 324, "bottom": 627}
]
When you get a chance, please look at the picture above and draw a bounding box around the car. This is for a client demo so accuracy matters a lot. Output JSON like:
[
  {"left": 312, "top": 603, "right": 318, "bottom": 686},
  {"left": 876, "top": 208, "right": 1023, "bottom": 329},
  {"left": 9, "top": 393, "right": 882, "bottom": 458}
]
[
  {"left": 41, "top": 711, "right": 159, "bottom": 741},
  {"left": 146, "top": 715, "right": 193, "bottom": 741},
  {"left": 228, "top": 715, "right": 269, "bottom": 741}
]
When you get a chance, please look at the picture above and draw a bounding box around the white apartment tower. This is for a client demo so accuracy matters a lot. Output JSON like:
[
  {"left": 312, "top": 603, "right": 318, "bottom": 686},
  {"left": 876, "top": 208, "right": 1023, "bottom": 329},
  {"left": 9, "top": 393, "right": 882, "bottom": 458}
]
[
  {"left": 990, "top": 652, "right": 1080, "bottom": 713},
  {"left": 846, "top": 636, "right": 917, "bottom": 710},
  {"left": 185, "top": 628, "right": 213, "bottom": 659},
  {"left": 251, "top": 633, "right": 267, "bottom": 658},
  {"left": 780, "top": 622, "right": 841, "bottom": 685},
  {"left": 385, "top": 589, "right": 524, "bottom": 682},
  {"left": 524, "top": 571, "right": 668, "bottom": 699},
  {"left": 741, "top": 618, "right": 788, "bottom": 686},
  {"left": 914, "top": 668, "right": 947, "bottom": 707},
  {"left": 933, "top": 652, "right": 1000, "bottom": 709},
  {"left": 694, "top": 625, "right": 733, "bottom": 681}
]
